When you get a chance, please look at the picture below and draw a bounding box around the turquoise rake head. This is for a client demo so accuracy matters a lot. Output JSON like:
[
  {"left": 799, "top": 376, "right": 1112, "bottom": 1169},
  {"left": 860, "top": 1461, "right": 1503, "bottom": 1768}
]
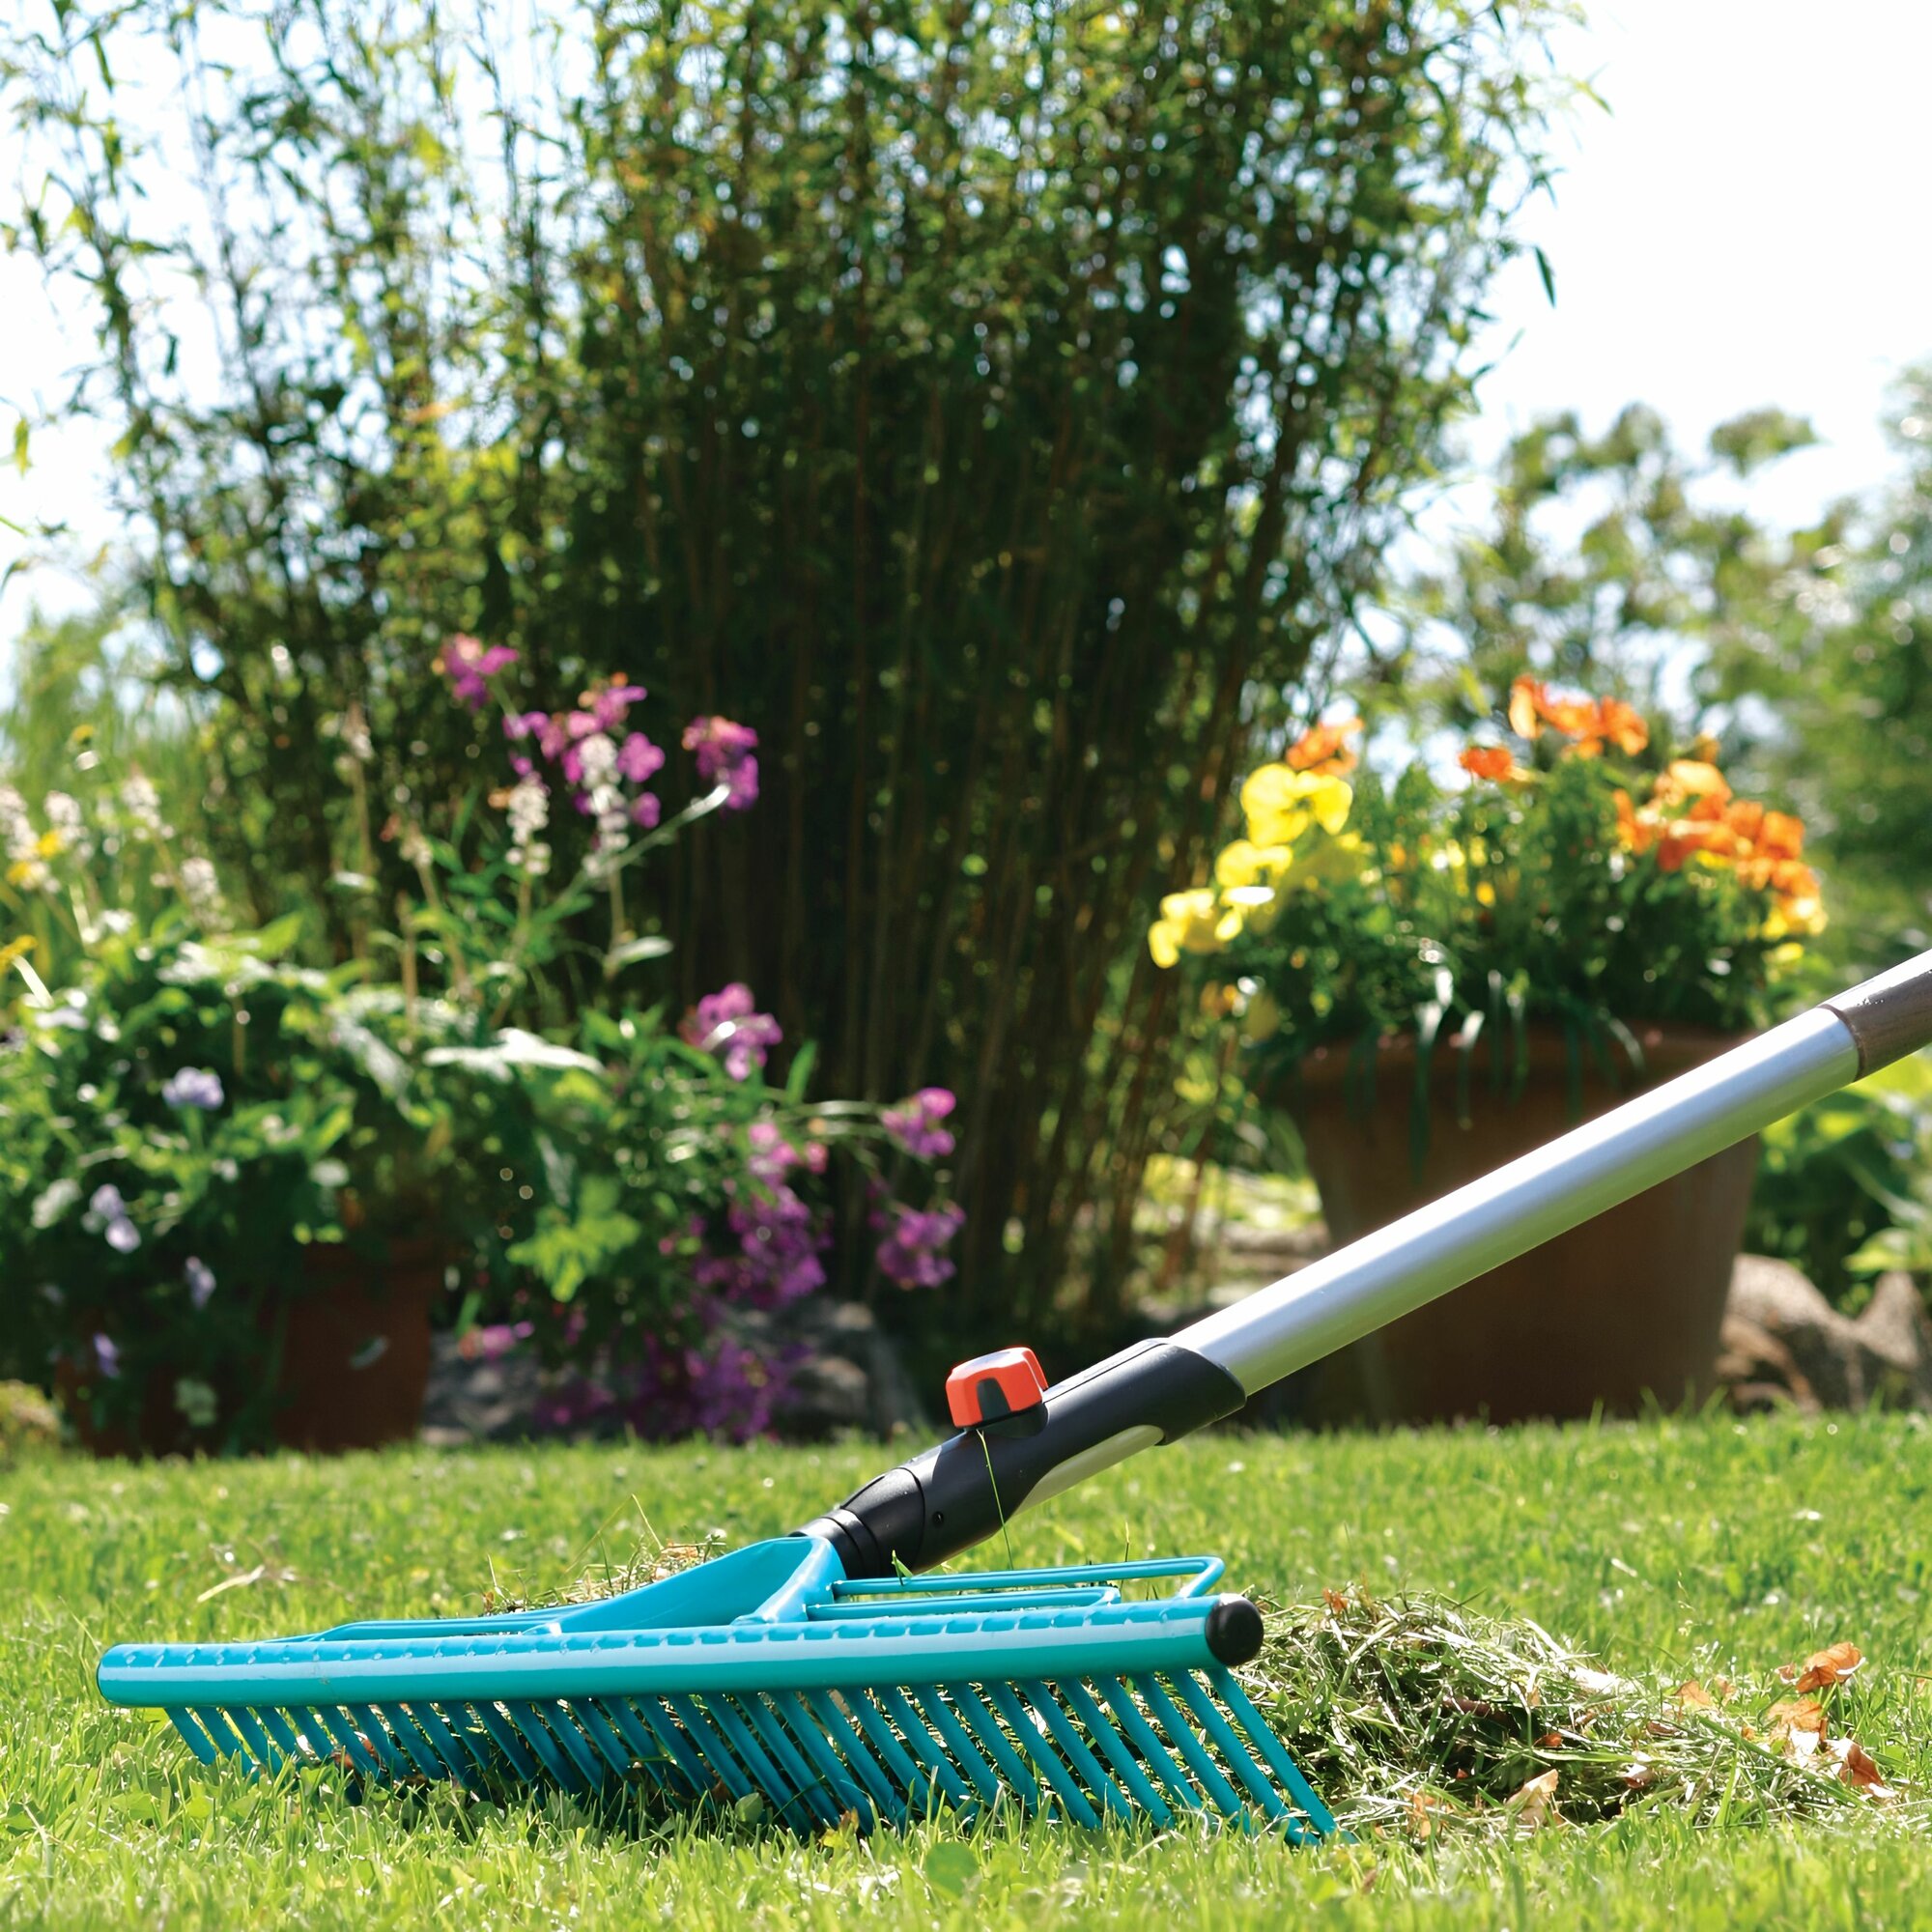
[{"left": 99, "top": 1538, "right": 1334, "bottom": 1838}]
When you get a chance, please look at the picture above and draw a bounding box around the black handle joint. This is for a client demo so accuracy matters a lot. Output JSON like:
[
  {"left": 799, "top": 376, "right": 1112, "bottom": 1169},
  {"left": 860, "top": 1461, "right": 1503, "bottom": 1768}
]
[{"left": 797, "top": 1340, "right": 1246, "bottom": 1578}]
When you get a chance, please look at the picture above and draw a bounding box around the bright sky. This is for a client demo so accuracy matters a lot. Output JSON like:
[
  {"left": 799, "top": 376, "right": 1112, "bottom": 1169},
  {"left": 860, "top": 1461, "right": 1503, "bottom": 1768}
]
[{"left": 2, "top": 0, "right": 1929, "bottom": 644}]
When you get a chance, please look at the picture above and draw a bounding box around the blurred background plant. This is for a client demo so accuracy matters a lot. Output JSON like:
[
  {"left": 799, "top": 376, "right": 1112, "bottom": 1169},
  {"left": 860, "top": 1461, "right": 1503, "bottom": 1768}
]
[{"left": 0, "top": 0, "right": 1575, "bottom": 1344}]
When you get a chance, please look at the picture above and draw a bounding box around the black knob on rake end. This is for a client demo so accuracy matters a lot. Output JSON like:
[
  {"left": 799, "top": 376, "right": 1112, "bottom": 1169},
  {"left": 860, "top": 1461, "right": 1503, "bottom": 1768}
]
[{"left": 1204, "top": 1595, "right": 1265, "bottom": 1667}]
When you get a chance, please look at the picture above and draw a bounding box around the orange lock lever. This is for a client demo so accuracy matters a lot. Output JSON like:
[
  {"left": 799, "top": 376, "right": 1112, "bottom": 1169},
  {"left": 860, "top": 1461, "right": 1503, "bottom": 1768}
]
[{"left": 945, "top": 1347, "right": 1048, "bottom": 1428}]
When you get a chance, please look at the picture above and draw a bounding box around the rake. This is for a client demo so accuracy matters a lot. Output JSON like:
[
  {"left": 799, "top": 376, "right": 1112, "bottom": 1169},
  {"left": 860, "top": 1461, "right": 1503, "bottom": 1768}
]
[{"left": 99, "top": 952, "right": 1932, "bottom": 1836}]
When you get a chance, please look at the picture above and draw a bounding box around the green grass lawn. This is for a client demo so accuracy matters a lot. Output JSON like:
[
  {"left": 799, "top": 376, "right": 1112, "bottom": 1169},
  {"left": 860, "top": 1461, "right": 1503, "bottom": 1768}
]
[{"left": 3, "top": 1413, "right": 1929, "bottom": 1928}]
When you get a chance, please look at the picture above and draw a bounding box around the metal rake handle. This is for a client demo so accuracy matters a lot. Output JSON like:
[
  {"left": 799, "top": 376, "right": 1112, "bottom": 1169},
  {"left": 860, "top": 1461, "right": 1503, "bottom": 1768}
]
[{"left": 803, "top": 951, "right": 1932, "bottom": 1577}]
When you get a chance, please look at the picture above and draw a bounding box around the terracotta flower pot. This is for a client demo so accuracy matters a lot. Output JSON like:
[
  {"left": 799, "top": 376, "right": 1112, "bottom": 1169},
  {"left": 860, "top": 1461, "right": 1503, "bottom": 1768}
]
[
  {"left": 1262, "top": 1022, "right": 1759, "bottom": 1425},
  {"left": 61, "top": 1236, "right": 441, "bottom": 1457},
  {"left": 270, "top": 1236, "right": 442, "bottom": 1453}
]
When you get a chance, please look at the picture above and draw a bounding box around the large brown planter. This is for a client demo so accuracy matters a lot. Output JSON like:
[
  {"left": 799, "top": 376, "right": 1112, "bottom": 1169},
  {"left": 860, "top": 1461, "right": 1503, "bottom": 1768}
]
[
  {"left": 271, "top": 1236, "right": 441, "bottom": 1452},
  {"left": 61, "top": 1236, "right": 440, "bottom": 1457},
  {"left": 1264, "top": 1023, "right": 1758, "bottom": 1425}
]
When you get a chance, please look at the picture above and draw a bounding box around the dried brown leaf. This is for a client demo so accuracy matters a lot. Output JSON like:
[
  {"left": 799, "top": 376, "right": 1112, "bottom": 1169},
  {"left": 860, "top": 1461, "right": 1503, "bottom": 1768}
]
[
  {"left": 1509, "top": 1767, "right": 1560, "bottom": 1831},
  {"left": 1765, "top": 1696, "right": 1829, "bottom": 1738},
  {"left": 1323, "top": 1588, "right": 1350, "bottom": 1615},
  {"left": 1781, "top": 1641, "right": 1864, "bottom": 1693},
  {"left": 1828, "top": 1738, "right": 1894, "bottom": 1800},
  {"left": 1677, "top": 1680, "right": 1718, "bottom": 1710}
]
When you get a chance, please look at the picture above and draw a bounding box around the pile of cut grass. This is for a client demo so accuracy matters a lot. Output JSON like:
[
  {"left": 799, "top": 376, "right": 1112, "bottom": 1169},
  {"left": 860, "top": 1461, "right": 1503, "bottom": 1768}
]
[{"left": 1247, "top": 1586, "right": 1900, "bottom": 1837}]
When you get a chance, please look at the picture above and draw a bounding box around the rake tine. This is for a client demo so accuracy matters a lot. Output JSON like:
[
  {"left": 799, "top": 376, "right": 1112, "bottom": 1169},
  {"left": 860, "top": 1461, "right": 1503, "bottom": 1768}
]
[
  {"left": 912, "top": 1690, "right": 1004, "bottom": 1809},
  {"left": 193, "top": 1707, "right": 253, "bottom": 1771},
  {"left": 702, "top": 1694, "right": 808, "bottom": 1821},
  {"left": 376, "top": 1704, "right": 448, "bottom": 1782},
  {"left": 347, "top": 1706, "right": 411, "bottom": 1777},
  {"left": 647, "top": 1695, "right": 740, "bottom": 1799},
  {"left": 571, "top": 1698, "right": 639, "bottom": 1781},
  {"left": 254, "top": 1706, "right": 307, "bottom": 1765},
  {"left": 874, "top": 1687, "right": 976, "bottom": 1814},
  {"left": 804, "top": 1690, "right": 905, "bottom": 1827},
  {"left": 1133, "top": 1676, "right": 1247, "bottom": 1823},
  {"left": 769, "top": 1691, "right": 874, "bottom": 1829},
  {"left": 471, "top": 1701, "right": 542, "bottom": 1783},
  {"left": 222, "top": 1706, "right": 281, "bottom": 1776},
  {"left": 1169, "top": 1673, "right": 1287, "bottom": 1827},
  {"left": 166, "top": 1710, "right": 219, "bottom": 1765},
  {"left": 1022, "top": 1682, "right": 1137, "bottom": 1824},
  {"left": 595, "top": 1699, "right": 684, "bottom": 1797},
  {"left": 848, "top": 1691, "right": 946, "bottom": 1817},
  {"left": 308, "top": 1706, "right": 381, "bottom": 1778},
  {"left": 504, "top": 1702, "right": 589, "bottom": 1791},
  {"left": 1093, "top": 1676, "right": 1205, "bottom": 1814},
  {"left": 1209, "top": 1670, "right": 1339, "bottom": 1839},
  {"left": 737, "top": 1695, "right": 841, "bottom": 1828},
  {"left": 541, "top": 1703, "right": 609, "bottom": 1789},
  {"left": 406, "top": 1703, "right": 480, "bottom": 1784},
  {"left": 949, "top": 1684, "right": 1042, "bottom": 1813},
  {"left": 1056, "top": 1679, "right": 1171, "bottom": 1826},
  {"left": 981, "top": 1681, "right": 1099, "bottom": 1829}
]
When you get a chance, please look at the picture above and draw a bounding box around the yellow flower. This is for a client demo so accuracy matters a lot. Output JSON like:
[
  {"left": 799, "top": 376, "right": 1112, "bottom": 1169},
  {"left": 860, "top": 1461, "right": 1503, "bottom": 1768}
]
[
  {"left": 0, "top": 934, "right": 37, "bottom": 976},
  {"left": 1240, "top": 764, "right": 1352, "bottom": 847},
  {"left": 1240, "top": 987, "right": 1282, "bottom": 1041},
  {"left": 1213, "top": 839, "right": 1293, "bottom": 890},
  {"left": 1280, "top": 830, "right": 1371, "bottom": 892},
  {"left": 1148, "top": 888, "right": 1244, "bottom": 967}
]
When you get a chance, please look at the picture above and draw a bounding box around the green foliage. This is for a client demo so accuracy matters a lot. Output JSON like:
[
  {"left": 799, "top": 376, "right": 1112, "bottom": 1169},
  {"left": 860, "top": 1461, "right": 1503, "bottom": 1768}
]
[
  {"left": 0, "top": 919, "right": 557, "bottom": 1444},
  {"left": 1, "top": 0, "right": 1573, "bottom": 1327},
  {"left": 1705, "top": 371, "right": 1932, "bottom": 948},
  {"left": 1746, "top": 1055, "right": 1932, "bottom": 1306}
]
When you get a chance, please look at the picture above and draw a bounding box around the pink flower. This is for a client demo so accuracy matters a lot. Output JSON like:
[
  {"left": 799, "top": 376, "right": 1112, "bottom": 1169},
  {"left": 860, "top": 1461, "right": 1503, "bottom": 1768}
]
[
  {"left": 630, "top": 793, "right": 662, "bottom": 829},
  {"left": 683, "top": 716, "right": 759, "bottom": 810},
  {"left": 882, "top": 1087, "right": 957, "bottom": 1160},
  {"left": 874, "top": 1204, "right": 966, "bottom": 1290},
  {"left": 591, "top": 682, "right": 648, "bottom": 731},
  {"left": 617, "top": 732, "right": 665, "bottom": 783},
  {"left": 438, "top": 634, "right": 518, "bottom": 710},
  {"left": 679, "top": 982, "right": 782, "bottom": 1080}
]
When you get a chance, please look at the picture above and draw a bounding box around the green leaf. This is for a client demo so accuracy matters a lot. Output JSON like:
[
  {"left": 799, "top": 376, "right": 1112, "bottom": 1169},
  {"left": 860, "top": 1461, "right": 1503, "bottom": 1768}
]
[
  {"left": 11, "top": 418, "right": 28, "bottom": 477},
  {"left": 1532, "top": 244, "right": 1555, "bottom": 307},
  {"left": 923, "top": 1842, "right": 979, "bottom": 1897},
  {"left": 604, "top": 934, "right": 672, "bottom": 973}
]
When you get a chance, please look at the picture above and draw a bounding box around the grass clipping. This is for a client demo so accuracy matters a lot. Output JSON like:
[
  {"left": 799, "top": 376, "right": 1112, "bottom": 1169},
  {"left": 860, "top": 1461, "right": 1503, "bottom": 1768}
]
[{"left": 1244, "top": 1586, "right": 1900, "bottom": 1839}]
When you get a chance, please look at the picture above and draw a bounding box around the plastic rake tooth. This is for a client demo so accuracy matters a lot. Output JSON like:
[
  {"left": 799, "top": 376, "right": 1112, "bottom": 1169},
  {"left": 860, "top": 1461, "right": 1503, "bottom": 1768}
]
[{"left": 101, "top": 1543, "right": 1333, "bottom": 1837}]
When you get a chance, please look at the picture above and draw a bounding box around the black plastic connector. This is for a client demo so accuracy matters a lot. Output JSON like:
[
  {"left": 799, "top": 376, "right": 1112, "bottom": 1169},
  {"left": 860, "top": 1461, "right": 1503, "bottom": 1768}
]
[{"left": 796, "top": 1339, "right": 1246, "bottom": 1577}]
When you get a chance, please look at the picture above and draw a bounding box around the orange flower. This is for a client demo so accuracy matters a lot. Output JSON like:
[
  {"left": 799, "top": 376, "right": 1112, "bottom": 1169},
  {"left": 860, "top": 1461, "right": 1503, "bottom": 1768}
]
[
  {"left": 1459, "top": 744, "right": 1528, "bottom": 783},
  {"left": 1581, "top": 697, "right": 1650, "bottom": 758},
  {"left": 1508, "top": 678, "right": 1648, "bottom": 757},
  {"left": 1285, "top": 717, "right": 1361, "bottom": 778},
  {"left": 1653, "top": 759, "right": 1732, "bottom": 819}
]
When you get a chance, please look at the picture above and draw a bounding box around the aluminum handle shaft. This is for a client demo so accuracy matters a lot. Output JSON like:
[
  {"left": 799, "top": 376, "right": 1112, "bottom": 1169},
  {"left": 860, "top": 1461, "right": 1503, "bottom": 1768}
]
[{"left": 1175, "top": 1007, "right": 1861, "bottom": 1397}]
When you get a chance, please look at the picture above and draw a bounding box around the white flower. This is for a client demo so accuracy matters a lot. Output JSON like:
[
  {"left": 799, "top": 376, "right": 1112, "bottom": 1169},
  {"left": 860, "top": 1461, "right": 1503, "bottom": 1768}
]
[
  {"left": 120, "top": 775, "right": 168, "bottom": 840},
  {"left": 0, "top": 783, "right": 51, "bottom": 892},
  {"left": 43, "top": 791, "right": 93, "bottom": 865},
  {"left": 179, "top": 856, "right": 224, "bottom": 927},
  {"left": 31, "top": 1178, "right": 81, "bottom": 1229}
]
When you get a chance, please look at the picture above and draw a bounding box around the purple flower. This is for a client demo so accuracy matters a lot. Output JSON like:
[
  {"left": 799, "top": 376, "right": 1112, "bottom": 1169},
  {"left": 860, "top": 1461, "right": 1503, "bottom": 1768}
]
[
  {"left": 93, "top": 1333, "right": 121, "bottom": 1378},
  {"left": 84, "top": 1184, "right": 140, "bottom": 1253},
  {"left": 882, "top": 1087, "right": 957, "bottom": 1160},
  {"left": 679, "top": 982, "right": 782, "bottom": 1081},
  {"left": 185, "top": 1257, "right": 216, "bottom": 1310},
  {"left": 683, "top": 716, "right": 759, "bottom": 810},
  {"left": 616, "top": 731, "right": 665, "bottom": 784},
  {"left": 630, "top": 793, "right": 662, "bottom": 829},
  {"left": 874, "top": 1203, "right": 966, "bottom": 1290},
  {"left": 591, "top": 682, "right": 648, "bottom": 732},
  {"left": 161, "top": 1066, "right": 225, "bottom": 1111},
  {"left": 438, "top": 634, "right": 519, "bottom": 710},
  {"left": 504, "top": 710, "right": 549, "bottom": 743}
]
